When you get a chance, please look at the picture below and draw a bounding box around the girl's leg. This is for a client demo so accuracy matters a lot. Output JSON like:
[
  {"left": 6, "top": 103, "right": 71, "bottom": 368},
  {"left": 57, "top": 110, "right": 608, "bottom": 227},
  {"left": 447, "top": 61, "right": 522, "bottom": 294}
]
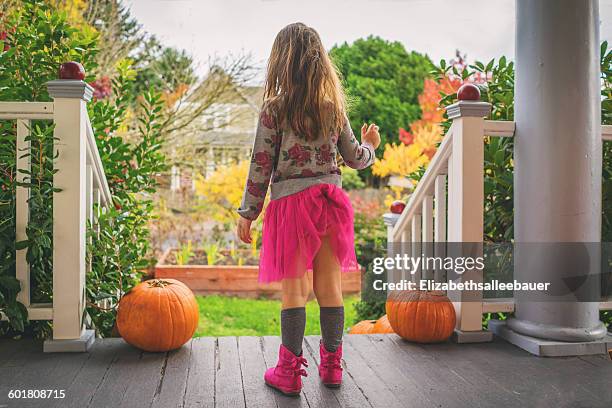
[
  {"left": 265, "top": 274, "right": 309, "bottom": 396},
  {"left": 313, "top": 235, "right": 344, "bottom": 352},
  {"left": 280, "top": 274, "right": 309, "bottom": 356}
]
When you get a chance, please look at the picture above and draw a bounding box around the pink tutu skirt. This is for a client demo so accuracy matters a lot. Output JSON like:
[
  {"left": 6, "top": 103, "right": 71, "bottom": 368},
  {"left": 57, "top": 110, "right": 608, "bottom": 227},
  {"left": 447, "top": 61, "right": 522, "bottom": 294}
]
[{"left": 259, "top": 183, "right": 359, "bottom": 283}]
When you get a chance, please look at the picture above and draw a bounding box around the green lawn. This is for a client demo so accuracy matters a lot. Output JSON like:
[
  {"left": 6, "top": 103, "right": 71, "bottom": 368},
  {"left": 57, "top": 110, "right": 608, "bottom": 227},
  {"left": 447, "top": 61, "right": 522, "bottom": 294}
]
[{"left": 194, "top": 295, "right": 359, "bottom": 337}]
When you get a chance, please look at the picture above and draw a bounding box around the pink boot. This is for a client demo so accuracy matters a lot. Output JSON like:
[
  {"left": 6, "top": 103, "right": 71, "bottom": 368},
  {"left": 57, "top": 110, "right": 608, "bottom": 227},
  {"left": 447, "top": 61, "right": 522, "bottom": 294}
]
[
  {"left": 319, "top": 341, "right": 343, "bottom": 387},
  {"left": 264, "top": 344, "right": 308, "bottom": 396}
]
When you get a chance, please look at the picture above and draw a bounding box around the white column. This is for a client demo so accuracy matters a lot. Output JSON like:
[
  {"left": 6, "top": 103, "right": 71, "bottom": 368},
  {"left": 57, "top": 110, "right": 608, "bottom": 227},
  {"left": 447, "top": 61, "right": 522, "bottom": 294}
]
[
  {"left": 507, "top": 0, "right": 606, "bottom": 348},
  {"left": 45, "top": 80, "right": 95, "bottom": 352}
]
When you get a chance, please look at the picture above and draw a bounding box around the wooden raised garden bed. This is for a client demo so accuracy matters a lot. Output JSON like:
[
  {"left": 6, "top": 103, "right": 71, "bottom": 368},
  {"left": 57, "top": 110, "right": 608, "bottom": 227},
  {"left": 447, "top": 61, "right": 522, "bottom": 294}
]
[{"left": 154, "top": 248, "right": 361, "bottom": 299}]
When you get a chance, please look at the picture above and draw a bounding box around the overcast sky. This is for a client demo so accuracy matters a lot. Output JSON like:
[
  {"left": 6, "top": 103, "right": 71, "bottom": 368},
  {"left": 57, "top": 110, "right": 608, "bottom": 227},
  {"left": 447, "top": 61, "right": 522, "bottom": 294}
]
[{"left": 126, "top": 0, "right": 612, "bottom": 83}]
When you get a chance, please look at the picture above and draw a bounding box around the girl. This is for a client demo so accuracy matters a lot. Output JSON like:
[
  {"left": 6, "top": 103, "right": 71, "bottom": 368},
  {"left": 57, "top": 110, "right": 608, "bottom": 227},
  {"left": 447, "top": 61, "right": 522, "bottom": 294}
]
[{"left": 237, "top": 23, "right": 380, "bottom": 396}]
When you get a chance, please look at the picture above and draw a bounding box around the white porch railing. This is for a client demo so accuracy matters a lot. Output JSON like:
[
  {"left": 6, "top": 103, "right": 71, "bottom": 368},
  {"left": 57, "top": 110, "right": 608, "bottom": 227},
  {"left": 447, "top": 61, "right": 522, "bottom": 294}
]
[
  {"left": 383, "top": 101, "right": 612, "bottom": 343},
  {"left": 0, "top": 80, "right": 111, "bottom": 352}
]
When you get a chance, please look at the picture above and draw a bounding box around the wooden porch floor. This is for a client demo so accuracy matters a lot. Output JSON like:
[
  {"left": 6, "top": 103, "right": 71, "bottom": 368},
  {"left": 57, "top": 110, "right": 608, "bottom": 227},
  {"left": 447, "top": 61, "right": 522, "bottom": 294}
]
[{"left": 0, "top": 334, "right": 610, "bottom": 408}]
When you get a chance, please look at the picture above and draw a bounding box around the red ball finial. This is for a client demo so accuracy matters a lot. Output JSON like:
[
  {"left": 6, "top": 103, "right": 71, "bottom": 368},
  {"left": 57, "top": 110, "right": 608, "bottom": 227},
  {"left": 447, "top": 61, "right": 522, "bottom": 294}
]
[
  {"left": 457, "top": 83, "right": 480, "bottom": 101},
  {"left": 59, "top": 61, "right": 86, "bottom": 80},
  {"left": 390, "top": 200, "right": 406, "bottom": 214}
]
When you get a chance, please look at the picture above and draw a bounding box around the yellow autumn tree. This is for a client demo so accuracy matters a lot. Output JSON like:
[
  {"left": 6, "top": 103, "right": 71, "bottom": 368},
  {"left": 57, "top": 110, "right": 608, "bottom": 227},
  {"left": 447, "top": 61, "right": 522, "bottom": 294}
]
[
  {"left": 373, "top": 77, "right": 460, "bottom": 205},
  {"left": 52, "top": 0, "right": 89, "bottom": 27},
  {"left": 373, "top": 79, "right": 452, "bottom": 180},
  {"left": 372, "top": 142, "right": 429, "bottom": 178},
  {"left": 195, "top": 160, "right": 255, "bottom": 224}
]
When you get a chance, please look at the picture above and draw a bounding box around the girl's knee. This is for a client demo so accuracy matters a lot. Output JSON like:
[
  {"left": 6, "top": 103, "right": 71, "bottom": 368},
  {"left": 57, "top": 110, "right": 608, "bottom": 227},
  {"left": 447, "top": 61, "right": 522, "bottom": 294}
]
[
  {"left": 314, "top": 285, "right": 343, "bottom": 307},
  {"left": 282, "top": 280, "right": 310, "bottom": 308},
  {"left": 282, "top": 292, "right": 309, "bottom": 309}
]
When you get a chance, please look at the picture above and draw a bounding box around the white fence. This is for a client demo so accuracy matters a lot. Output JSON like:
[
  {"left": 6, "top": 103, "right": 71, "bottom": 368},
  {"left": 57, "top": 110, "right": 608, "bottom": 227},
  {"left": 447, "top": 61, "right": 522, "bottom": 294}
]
[
  {"left": 0, "top": 80, "right": 111, "bottom": 350},
  {"left": 384, "top": 101, "right": 612, "bottom": 342}
]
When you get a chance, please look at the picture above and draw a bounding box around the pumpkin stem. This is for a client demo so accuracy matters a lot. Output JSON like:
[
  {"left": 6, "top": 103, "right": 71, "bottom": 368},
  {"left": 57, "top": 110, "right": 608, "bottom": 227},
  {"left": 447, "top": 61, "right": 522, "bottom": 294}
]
[{"left": 147, "top": 279, "right": 172, "bottom": 288}]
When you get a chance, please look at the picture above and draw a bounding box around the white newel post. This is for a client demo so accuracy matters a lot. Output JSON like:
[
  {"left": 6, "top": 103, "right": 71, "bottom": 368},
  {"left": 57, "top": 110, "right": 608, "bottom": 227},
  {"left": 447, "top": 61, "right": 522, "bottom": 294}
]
[
  {"left": 446, "top": 100, "right": 493, "bottom": 343},
  {"left": 44, "top": 79, "right": 95, "bottom": 352}
]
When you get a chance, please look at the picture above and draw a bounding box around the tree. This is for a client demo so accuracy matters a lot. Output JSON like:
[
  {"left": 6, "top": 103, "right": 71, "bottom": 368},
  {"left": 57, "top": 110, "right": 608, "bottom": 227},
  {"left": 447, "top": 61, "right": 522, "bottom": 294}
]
[
  {"left": 51, "top": 1, "right": 257, "bottom": 172},
  {"left": 133, "top": 36, "right": 196, "bottom": 96},
  {"left": 330, "top": 36, "right": 434, "bottom": 158}
]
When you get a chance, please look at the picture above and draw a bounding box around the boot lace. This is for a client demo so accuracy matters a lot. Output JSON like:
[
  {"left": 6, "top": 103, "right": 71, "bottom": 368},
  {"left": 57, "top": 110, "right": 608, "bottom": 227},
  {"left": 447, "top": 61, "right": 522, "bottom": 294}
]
[
  {"left": 293, "top": 356, "right": 308, "bottom": 377},
  {"left": 321, "top": 353, "right": 342, "bottom": 370}
]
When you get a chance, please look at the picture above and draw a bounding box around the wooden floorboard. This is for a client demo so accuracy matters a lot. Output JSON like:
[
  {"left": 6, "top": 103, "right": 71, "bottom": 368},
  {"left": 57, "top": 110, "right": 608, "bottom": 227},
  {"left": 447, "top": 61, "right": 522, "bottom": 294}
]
[
  {"left": 48, "top": 339, "right": 124, "bottom": 408},
  {"left": 118, "top": 349, "right": 167, "bottom": 408},
  {"left": 340, "top": 336, "right": 404, "bottom": 407},
  {"left": 151, "top": 341, "right": 192, "bottom": 408},
  {"left": 435, "top": 339, "right": 595, "bottom": 408},
  {"left": 183, "top": 337, "right": 216, "bottom": 408},
  {"left": 87, "top": 341, "right": 140, "bottom": 408},
  {"left": 0, "top": 335, "right": 609, "bottom": 408},
  {"left": 0, "top": 341, "right": 90, "bottom": 408},
  {"left": 237, "top": 336, "right": 277, "bottom": 408},
  {"left": 452, "top": 338, "right": 612, "bottom": 408},
  {"left": 406, "top": 338, "right": 524, "bottom": 408},
  {"left": 346, "top": 334, "right": 433, "bottom": 407},
  {"left": 0, "top": 340, "right": 47, "bottom": 405},
  {"left": 215, "top": 337, "right": 246, "bottom": 408},
  {"left": 303, "top": 336, "right": 372, "bottom": 408}
]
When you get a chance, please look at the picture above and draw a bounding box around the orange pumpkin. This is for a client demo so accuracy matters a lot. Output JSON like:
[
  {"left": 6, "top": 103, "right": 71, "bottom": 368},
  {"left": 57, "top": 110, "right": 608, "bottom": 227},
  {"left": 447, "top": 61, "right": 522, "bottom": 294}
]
[
  {"left": 386, "top": 290, "right": 456, "bottom": 343},
  {"left": 372, "top": 315, "right": 394, "bottom": 334},
  {"left": 117, "top": 279, "right": 199, "bottom": 352},
  {"left": 348, "top": 320, "right": 377, "bottom": 334}
]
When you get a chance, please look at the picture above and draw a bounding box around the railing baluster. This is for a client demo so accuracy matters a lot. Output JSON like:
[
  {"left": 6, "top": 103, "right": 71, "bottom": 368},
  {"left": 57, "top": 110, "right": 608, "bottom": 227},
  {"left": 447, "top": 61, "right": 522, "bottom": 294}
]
[
  {"left": 422, "top": 195, "right": 433, "bottom": 281},
  {"left": 86, "top": 164, "right": 93, "bottom": 277},
  {"left": 86, "top": 165, "right": 93, "bottom": 226},
  {"left": 93, "top": 187, "right": 101, "bottom": 238},
  {"left": 411, "top": 214, "right": 422, "bottom": 284},
  {"left": 15, "top": 119, "right": 31, "bottom": 308},
  {"left": 400, "top": 228, "right": 411, "bottom": 282},
  {"left": 434, "top": 174, "right": 447, "bottom": 283}
]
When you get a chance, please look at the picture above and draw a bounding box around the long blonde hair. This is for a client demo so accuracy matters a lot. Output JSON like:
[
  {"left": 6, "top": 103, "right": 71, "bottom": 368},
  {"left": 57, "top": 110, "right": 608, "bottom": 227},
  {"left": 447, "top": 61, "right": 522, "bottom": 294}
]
[{"left": 264, "top": 23, "right": 346, "bottom": 141}]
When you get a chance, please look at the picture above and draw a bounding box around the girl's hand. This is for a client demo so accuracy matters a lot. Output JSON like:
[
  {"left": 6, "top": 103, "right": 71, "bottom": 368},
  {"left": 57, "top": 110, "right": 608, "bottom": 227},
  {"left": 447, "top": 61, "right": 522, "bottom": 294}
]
[
  {"left": 361, "top": 123, "right": 381, "bottom": 149},
  {"left": 237, "top": 216, "right": 253, "bottom": 244}
]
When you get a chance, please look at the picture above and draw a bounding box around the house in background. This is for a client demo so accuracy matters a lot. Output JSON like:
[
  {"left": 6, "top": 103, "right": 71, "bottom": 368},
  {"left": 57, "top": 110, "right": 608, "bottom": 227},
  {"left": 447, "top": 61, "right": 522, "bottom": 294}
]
[{"left": 170, "top": 84, "right": 263, "bottom": 192}]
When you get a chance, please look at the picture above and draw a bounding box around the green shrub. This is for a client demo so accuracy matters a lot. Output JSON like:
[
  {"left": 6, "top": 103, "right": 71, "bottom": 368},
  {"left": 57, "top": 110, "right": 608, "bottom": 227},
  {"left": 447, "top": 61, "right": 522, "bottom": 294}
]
[
  {"left": 352, "top": 211, "right": 387, "bottom": 321},
  {"left": 0, "top": 0, "right": 166, "bottom": 338},
  {"left": 341, "top": 166, "right": 366, "bottom": 190}
]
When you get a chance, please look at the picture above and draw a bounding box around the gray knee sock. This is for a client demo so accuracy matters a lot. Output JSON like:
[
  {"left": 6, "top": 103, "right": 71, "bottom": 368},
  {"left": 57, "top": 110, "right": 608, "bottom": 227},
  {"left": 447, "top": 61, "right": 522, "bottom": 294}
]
[
  {"left": 281, "top": 307, "right": 306, "bottom": 356},
  {"left": 320, "top": 306, "right": 344, "bottom": 352}
]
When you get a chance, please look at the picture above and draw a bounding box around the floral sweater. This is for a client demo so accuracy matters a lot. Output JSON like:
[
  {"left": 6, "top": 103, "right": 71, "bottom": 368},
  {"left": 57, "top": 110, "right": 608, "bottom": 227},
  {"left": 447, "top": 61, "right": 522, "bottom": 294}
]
[{"left": 237, "top": 106, "right": 375, "bottom": 220}]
